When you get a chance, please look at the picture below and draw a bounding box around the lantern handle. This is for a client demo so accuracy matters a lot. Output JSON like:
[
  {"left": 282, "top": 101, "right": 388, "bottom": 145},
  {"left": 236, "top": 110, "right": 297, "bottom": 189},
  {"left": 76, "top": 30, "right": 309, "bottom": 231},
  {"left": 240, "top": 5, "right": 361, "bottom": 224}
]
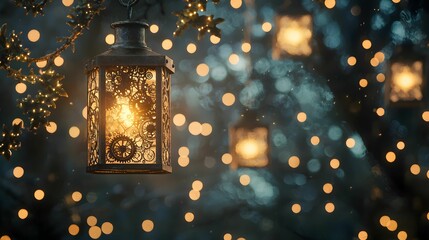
[{"left": 119, "top": 0, "right": 139, "bottom": 20}]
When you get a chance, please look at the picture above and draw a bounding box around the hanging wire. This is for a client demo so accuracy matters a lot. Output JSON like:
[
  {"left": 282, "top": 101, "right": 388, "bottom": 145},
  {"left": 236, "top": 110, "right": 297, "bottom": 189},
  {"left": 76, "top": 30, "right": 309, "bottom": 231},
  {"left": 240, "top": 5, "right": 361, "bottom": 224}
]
[{"left": 119, "top": 0, "right": 139, "bottom": 20}]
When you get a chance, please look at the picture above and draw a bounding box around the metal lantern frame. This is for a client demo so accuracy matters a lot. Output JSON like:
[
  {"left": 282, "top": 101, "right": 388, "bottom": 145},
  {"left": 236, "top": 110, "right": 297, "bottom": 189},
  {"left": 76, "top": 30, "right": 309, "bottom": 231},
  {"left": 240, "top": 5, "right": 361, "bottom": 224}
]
[
  {"left": 86, "top": 21, "right": 174, "bottom": 174},
  {"left": 385, "top": 44, "right": 428, "bottom": 107},
  {"left": 272, "top": 2, "right": 314, "bottom": 60},
  {"left": 229, "top": 111, "right": 270, "bottom": 169}
]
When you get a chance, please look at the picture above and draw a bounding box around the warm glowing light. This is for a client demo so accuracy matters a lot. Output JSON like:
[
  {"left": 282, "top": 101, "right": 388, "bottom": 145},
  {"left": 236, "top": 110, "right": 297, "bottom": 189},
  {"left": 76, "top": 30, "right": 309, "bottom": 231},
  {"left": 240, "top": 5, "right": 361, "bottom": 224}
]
[
  {"left": 18, "top": 209, "right": 28, "bottom": 219},
  {"left": 397, "top": 231, "right": 407, "bottom": 240},
  {"left": 323, "top": 183, "right": 333, "bottom": 194},
  {"left": 54, "top": 56, "right": 64, "bottom": 67},
  {"left": 347, "top": 56, "right": 357, "bottom": 66},
  {"left": 105, "top": 34, "right": 115, "bottom": 45},
  {"left": 178, "top": 156, "right": 190, "bottom": 167},
  {"left": 410, "top": 164, "right": 421, "bottom": 175},
  {"left": 288, "top": 156, "right": 300, "bottom": 168},
  {"left": 239, "top": 174, "right": 251, "bottom": 186},
  {"left": 72, "top": 191, "right": 83, "bottom": 202},
  {"left": 370, "top": 58, "right": 380, "bottom": 67},
  {"left": 274, "top": 15, "right": 312, "bottom": 58},
  {"left": 196, "top": 63, "right": 209, "bottom": 76},
  {"left": 291, "top": 203, "right": 301, "bottom": 213},
  {"left": 222, "top": 93, "right": 236, "bottom": 106},
  {"left": 376, "top": 108, "right": 385, "bottom": 117},
  {"left": 261, "top": 22, "right": 272, "bottom": 32},
  {"left": 192, "top": 180, "right": 204, "bottom": 191},
  {"left": 189, "top": 121, "right": 202, "bottom": 135},
  {"left": 28, "top": 29, "right": 40, "bottom": 42},
  {"left": 392, "top": 0, "right": 401, "bottom": 3},
  {"left": 82, "top": 106, "right": 87, "bottom": 119},
  {"left": 150, "top": 24, "right": 159, "bottom": 33},
  {"left": 62, "top": 0, "right": 74, "bottom": 7},
  {"left": 34, "top": 189, "right": 45, "bottom": 200},
  {"left": 236, "top": 139, "right": 262, "bottom": 160},
  {"left": 101, "top": 222, "right": 114, "bottom": 235},
  {"left": 222, "top": 153, "right": 233, "bottom": 164},
  {"left": 362, "top": 39, "right": 372, "bottom": 49},
  {"left": 228, "top": 54, "right": 240, "bottom": 65},
  {"left": 13, "top": 166, "right": 24, "bottom": 178},
  {"left": 390, "top": 61, "right": 423, "bottom": 102},
  {"left": 376, "top": 73, "right": 386, "bottom": 82},
  {"left": 325, "top": 202, "right": 335, "bottom": 213},
  {"left": 387, "top": 220, "right": 398, "bottom": 231},
  {"left": 46, "top": 121, "right": 57, "bottom": 134},
  {"left": 423, "top": 111, "right": 429, "bottom": 122},
  {"left": 210, "top": 35, "right": 221, "bottom": 44},
  {"left": 178, "top": 146, "right": 190, "bottom": 156},
  {"left": 385, "top": 151, "right": 396, "bottom": 163},
  {"left": 230, "top": 0, "right": 242, "bottom": 9},
  {"left": 379, "top": 215, "right": 390, "bottom": 227},
  {"left": 87, "top": 216, "right": 97, "bottom": 226},
  {"left": 15, "top": 82, "right": 27, "bottom": 94},
  {"left": 187, "top": 43, "right": 197, "bottom": 53},
  {"left": 89, "top": 226, "right": 102, "bottom": 239},
  {"left": 68, "top": 224, "right": 79, "bottom": 236},
  {"left": 358, "top": 231, "right": 368, "bottom": 240},
  {"left": 310, "top": 136, "right": 320, "bottom": 145},
  {"left": 201, "top": 123, "right": 213, "bottom": 136},
  {"left": 162, "top": 39, "right": 173, "bottom": 50},
  {"left": 36, "top": 60, "right": 47, "bottom": 68},
  {"left": 346, "top": 138, "right": 356, "bottom": 148},
  {"left": 189, "top": 189, "right": 201, "bottom": 200},
  {"left": 224, "top": 233, "right": 233, "bottom": 240},
  {"left": 330, "top": 158, "right": 340, "bottom": 169},
  {"left": 184, "top": 212, "right": 195, "bottom": 222},
  {"left": 324, "top": 0, "right": 336, "bottom": 9},
  {"left": 173, "top": 113, "right": 186, "bottom": 127},
  {"left": 359, "top": 79, "right": 368, "bottom": 88},
  {"left": 12, "top": 118, "right": 23, "bottom": 127},
  {"left": 397, "top": 141, "right": 405, "bottom": 150},
  {"left": 241, "top": 42, "right": 251, "bottom": 53},
  {"left": 297, "top": 112, "right": 307, "bottom": 122},
  {"left": 69, "top": 126, "right": 80, "bottom": 138},
  {"left": 375, "top": 52, "right": 385, "bottom": 62}
]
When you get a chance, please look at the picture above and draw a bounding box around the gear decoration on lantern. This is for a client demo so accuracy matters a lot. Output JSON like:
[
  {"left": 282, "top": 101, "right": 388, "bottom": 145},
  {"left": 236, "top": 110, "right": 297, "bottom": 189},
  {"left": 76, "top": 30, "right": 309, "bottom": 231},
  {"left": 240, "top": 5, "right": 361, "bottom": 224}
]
[
  {"left": 140, "top": 120, "right": 156, "bottom": 140},
  {"left": 109, "top": 135, "right": 137, "bottom": 162}
]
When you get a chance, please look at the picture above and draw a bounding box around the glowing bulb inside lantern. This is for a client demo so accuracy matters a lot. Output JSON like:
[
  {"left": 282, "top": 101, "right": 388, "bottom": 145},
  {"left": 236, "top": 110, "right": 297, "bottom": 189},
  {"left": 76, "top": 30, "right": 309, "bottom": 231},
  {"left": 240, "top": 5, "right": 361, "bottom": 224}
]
[
  {"left": 117, "top": 98, "right": 134, "bottom": 128},
  {"left": 274, "top": 15, "right": 312, "bottom": 57},
  {"left": 390, "top": 61, "right": 423, "bottom": 102},
  {"left": 235, "top": 138, "right": 266, "bottom": 160}
]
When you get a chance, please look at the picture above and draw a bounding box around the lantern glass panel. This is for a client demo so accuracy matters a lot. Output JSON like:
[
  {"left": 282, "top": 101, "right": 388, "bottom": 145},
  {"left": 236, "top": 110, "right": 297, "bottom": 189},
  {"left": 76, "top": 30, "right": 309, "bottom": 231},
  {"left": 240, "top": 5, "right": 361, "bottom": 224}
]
[
  {"left": 231, "top": 127, "right": 269, "bottom": 168},
  {"left": 88, "top": 68, "right": 100, "bottom": 167},
  {"left": 273, "top": 14, "right": 312, "bottom": 58},
  {"left": 390, "top": 61, "right": 424, "bottom": 102}
]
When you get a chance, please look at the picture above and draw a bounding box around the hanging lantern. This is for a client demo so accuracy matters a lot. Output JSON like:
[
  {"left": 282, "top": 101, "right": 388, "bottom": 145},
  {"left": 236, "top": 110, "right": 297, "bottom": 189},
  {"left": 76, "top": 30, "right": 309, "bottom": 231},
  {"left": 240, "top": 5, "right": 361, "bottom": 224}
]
[
  {"left": 272, "top": 1, "right": 313, "bottom": 59},
  {"left": 386, "top": 44, "right": 427, "bottom": 105},
  {"left": 229, "top": 111, "right": 269, "bottom": 168},
  {"left": 86, "top": 19, "right": 174, "bottom": 173}
]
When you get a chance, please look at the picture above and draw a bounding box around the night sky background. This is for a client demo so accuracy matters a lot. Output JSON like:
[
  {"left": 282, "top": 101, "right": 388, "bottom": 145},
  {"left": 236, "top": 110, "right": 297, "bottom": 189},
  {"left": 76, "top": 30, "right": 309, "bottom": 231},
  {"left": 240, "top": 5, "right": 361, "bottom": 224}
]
[{"left": 2, "top": 0, "right": 429, "bottom": 239}]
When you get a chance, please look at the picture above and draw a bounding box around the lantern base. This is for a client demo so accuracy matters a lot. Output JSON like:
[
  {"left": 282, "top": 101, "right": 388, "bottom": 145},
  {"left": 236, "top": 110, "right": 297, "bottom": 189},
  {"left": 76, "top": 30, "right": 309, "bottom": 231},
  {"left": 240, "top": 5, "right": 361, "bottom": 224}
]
[{"left": 87, "top": 164, "right": 172, "bottom": 174}]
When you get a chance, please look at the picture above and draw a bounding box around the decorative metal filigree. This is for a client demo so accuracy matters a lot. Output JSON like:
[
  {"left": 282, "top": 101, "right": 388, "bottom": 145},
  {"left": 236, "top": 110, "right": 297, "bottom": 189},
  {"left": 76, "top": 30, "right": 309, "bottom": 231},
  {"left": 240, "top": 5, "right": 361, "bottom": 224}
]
[
  {"left": 87, "top": 68, "right": 99, "bottom": 166},
  {"left": 161, "top": 68, "right": 171, "bottom": 166},
  {"left": 105, "top": 66, "right": 157, "bottom": 164}
]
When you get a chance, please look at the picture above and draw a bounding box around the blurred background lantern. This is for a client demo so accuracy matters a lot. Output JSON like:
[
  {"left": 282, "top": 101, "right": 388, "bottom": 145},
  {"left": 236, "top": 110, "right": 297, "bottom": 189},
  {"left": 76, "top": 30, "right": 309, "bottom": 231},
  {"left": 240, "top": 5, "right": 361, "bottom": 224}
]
[
  {"left": 86, "top": 2, "right": 174, "bottom": 173},
  {"left": 229, "top": 110, "right": 269, "bottom": 168},
  {"left": 386, "top": 44, "right": 427, "bottom": 106},
  {"left": 272, "top": 1, "right": 313, "bottom": 59}
]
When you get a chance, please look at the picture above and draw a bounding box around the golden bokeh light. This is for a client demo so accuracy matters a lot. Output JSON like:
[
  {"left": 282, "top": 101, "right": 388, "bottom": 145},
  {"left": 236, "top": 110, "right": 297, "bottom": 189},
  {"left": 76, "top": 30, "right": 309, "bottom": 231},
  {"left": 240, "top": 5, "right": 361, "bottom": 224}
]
[
  {"left": 101, "top": 222, "right": 114, "bottom": 235},
  {"left": 230, "top": 0, "right": 242, "bottom": 9},
  {"left": 62, "top": 0, "right": 74, "bottom": 7},
  {"left": 297, "top": 112, "right": 307, "bottom": 122},
  {"left": 288, "top": 156, "right": 300, "bottom": 168},
  {"left": 36, "top": 60, "right": 47, "bottom": 68},
  {"left": 228, "top": 54, "right": 240, "bottom": 65},
  {"left": 375, "top": 51, "right": 385, "bottom": 62},
  {"left": 370, "top": 58, "right": 380, "bottom": 67},
  {"left": 201, "top": 123, "right": 213, "bottom": 136},
  {"left": 422, "top": 111, "right": 429, "bottom": 122},
  {"left": 210, "top": 35, "right": 221, "bottom": 44},
  {"left": 330, "top": 158, "right": 340, "bottom": 169},
  {"left": 222, "top": 93, "right": 236, "bottom": 106},
  {"left": 385, "top": 151, "right": 396, "bottom": 163},
  {"left": 359, "top": 79, "right": 368, "bottom": 88},
  {"left": 88, "top": 226, "right": 102, "bottom": 239},
  {"left": 196, "top": 63, "right": 209, "bottom": 77},
  {"left": 18, "top": 209, "right": 28, "bottom": 219},
  {"left": 192, "top": 180, "right": 204, "bottom": 191},
  {"left": 105, "top": 34, "right": 115, "bottom": 45},
  {"left": 379, "top": 215, "right": 390, "bottom": 227},
  {"left": 347, "top": 56, "right": 357, "bottom": 66},
  {"left": 346, "top": 138, "right": 356, "bottom": 148},
  {"left": 390, "top": 61, "right": 424, "bottom": 103},
  {"left": 397, "top": 231, "right": 407, "bottom": 240},
  {"left": 323, "top": 183, "right": 334, "bottom": 194},
  {"left": 82, "top": 106, "right": 87, "bottom": 119},
  {"left": 291, "top": 203, "right": 301, "bottom": 214},
  {"left": 68, "top": 224, "right": 79, "bottom": 236},
  {"left": 224, "top": 233, "right": 233, "bottom": 240},
  {"left": 324, "top": 0, "right": 336, "bottom": 9},
  {"left": 235, "top": 138, "right": 263, "bottom": 160},
  {"left": 397, "top": 141, "right": 405, "bottom": 150},
  {"left": 15, "top": 82, "right": 27, "bottom": 94},
  {"left": 189, "top": 121, "right": 202, "bottom": 135},
  {"left": 173, "top": 113, "right": 186, "bottom": 126},
  {"left": 178, "top": 146, "right": 190, "bottom": 156},
  {"left": 162, "top": 39, "right": 173, "bottom": 50},
  {"left": 376, "top": 73, "right": 386, "bottom": 82},
  {"left": 376, "top": 107, "right": 385, "bottom": 117},
  {"left": 34, "top": 189, "right": 45, "bottom": 200},
  {"left": 87, "top": 216, "right": 97, "bottom": 226},
  {"left": 387, "top": 219, "right": 398, "bottom": 231},
  {"left": 221, "top": 153, "right": 233, "bottom": 165},
  {"left": 239, "top": 174, "right": 251, "bottom": 186},
  {"left": 241, "top": 42, "right": 251, "bottom": 53},
  {"left": 358, "top": 230, "right": 368, "bottom": 240},
  {"left": 392, "top": 0, "right": 401, "bottom": 3},
  {"left": 46, "top": 121, "right": 57, "bottom": 134},
  {"left": 178, "top": 156, "right": 190, "bottom": 167},
  {"left": 261, "top": 22, "right": 272, "bottom": 32},
  {"left": 27, "top": 29, "right": 40, "bottom": 42},
  {"left": 310, "top": 136, "right": 320, "bottom": 145},
  {"left": 184, "top": 212, "right": 195, "bottom": 222},
  {"left": 325, "top": 202, "right": 335, "bottom": 213},
  {"left": 362, "top": 39, "right": 372, "bottom": 49},
  {"left": 0, "top": 236, "right": 11, "bottom": 240},
  {"left": 410, "top": 164, "right": 421, "bottom": 175},
  {"left": 150, "top": 24, "right": 159, "bottom": 33},
  {"left": 72, "top": 191, "right": 83, "bottom": 202},
  {"left": 54, "top": 56, "right": 64, "bottom": 67},
  {"left": 189, "top": 189, "right": 201, "bottom": 200},
  {"left": 13, "top": 166, "right": 24, "bottom": 178},
  {"left": 69, "top": 126, "right": 80, "bottom": 138},
  {"left": 12, "top": 118, "right": 23, "bottom": 127},
  {"left": 187, "top": 43, "right": 197, "bottom": 54},
  {"left": 274, "top": 15, "right": 312, "bottom": 57}
]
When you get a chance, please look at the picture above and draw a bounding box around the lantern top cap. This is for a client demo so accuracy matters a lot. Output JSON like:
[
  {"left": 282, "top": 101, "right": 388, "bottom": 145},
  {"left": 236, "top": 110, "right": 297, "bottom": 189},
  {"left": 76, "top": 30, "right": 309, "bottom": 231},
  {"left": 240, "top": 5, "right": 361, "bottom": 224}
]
[{"left": 111, "top": 20, "right": 149, "bottom": 29}]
